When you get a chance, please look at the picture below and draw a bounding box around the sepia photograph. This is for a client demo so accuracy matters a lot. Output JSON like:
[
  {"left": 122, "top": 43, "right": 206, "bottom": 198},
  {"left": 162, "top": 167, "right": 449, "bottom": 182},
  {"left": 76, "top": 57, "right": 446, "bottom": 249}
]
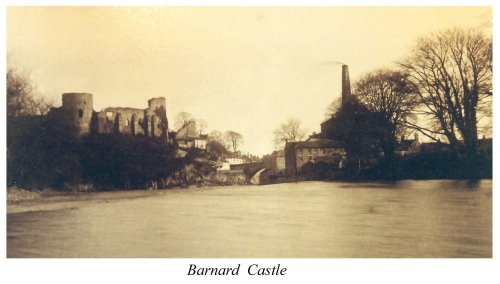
[{"left": 5, "top": 5, "right": 492, "bottom": 261}]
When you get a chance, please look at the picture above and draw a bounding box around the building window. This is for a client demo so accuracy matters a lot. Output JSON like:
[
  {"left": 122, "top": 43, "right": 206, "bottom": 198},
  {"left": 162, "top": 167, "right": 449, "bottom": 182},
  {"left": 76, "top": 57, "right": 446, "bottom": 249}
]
[
  {"left": 78, "top": 109, "right": 83, "bottom": 118},
  {"left": 125, "top": 119, "right": 129, "bottom": 126}
]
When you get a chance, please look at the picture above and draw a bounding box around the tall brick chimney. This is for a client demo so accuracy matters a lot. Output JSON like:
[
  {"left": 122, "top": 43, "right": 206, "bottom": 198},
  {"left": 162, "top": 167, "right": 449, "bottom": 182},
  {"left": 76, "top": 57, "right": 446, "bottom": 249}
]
[{"left": 342, "top": 64, "right": 351, "bottom": 105}]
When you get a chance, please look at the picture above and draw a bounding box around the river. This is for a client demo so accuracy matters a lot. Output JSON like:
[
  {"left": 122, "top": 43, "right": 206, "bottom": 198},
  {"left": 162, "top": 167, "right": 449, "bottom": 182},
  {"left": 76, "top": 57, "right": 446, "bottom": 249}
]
[{"left": 7, "top": 180, "right": 492, "bottom": 258}]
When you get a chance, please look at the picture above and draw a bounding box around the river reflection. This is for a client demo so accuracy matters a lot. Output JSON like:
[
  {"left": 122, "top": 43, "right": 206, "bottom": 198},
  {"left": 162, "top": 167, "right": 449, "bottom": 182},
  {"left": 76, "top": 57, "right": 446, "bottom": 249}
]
[{"left": 7, "top": 180, "right": 492, "bottom": 258}]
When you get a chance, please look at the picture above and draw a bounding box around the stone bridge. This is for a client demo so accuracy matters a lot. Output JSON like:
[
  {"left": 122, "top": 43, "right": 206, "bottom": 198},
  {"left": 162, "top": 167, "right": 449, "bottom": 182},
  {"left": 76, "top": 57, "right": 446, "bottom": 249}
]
[{"left": 229, "top": 162, "right": 266, "bottom": 184}]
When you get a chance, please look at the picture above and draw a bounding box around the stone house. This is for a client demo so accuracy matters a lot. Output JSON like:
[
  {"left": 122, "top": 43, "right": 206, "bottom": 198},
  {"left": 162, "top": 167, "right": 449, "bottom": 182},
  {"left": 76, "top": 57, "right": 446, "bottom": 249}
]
[{"left": 285, "top": 138, "right": 346, "bottom": 175}]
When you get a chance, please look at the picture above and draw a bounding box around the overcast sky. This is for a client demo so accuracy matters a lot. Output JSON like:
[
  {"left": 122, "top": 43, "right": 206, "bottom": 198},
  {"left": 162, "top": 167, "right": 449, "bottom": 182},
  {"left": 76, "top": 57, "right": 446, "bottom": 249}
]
[{"left": 7, "top": 7, "right": 491, "bottom": 155}]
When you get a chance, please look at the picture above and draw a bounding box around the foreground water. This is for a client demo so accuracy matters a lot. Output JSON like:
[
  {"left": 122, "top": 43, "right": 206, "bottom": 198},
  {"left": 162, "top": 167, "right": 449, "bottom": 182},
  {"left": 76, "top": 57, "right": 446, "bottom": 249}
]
[{"left": 7, "top": 180, "right": 492, "bottom": 258}]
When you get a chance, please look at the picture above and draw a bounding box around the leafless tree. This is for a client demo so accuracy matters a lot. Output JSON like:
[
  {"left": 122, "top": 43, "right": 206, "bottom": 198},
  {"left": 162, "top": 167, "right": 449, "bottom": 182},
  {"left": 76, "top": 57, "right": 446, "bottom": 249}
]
[
  {"left": 273, "top": 118, "right": 307, "bottom": 149},
  {"left": 174, "top": 111, "right": 193, "bottom": 130},
  {"left": 399, "top": 28, "right": 492, "bottom": 157},
  {"left": 355, "top": 69, "right": 419, "bottom": 158},
  {"left": 224, "top": 130, "right": 243, "bottom": 152},
  {"left": 196, "top": 118, "right": 208, "bottom": 135},
  {"left": 208, "top": 130, "right": 229, "bottom": 149},
  {"left": 7, "top": 68, "right": 52, "bottom": 117}
]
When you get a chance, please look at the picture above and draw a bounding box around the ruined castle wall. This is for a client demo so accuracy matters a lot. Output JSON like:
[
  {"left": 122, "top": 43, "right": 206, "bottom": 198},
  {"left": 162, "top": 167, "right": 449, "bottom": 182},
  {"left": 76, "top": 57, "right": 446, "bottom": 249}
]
[
  {"left": 97, "top": 107, "right": 146, "bottom": 135},
  {"left": 62, "top": 94, "right": 169, "bottom": 139},
  {"left": 146, "top": 97, "right": 168, "bottom": 138},
  {"left": 97, "top": 111, "right": 114, "bottom": 134}
]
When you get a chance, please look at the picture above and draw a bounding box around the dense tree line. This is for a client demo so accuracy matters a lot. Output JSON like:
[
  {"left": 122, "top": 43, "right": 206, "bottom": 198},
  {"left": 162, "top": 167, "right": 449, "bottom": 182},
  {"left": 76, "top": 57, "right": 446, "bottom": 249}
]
[
  {"left": 80, "top": 135, "right": 183, "bottom": 190},
  {"left": 7, "top": 109, "right": 82, "bottom": 189}
]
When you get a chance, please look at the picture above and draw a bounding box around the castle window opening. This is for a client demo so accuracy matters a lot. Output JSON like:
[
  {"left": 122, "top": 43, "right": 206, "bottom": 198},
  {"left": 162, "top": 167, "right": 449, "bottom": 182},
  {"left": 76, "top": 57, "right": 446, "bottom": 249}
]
[
  {"left": 125, "top": 119, "right": 129, "bottom": 126},
  {"left": 78, "top": 109, "right": 83, "bottom": 118},
  {"left": 106, "top": 111, "right": 113, "bottom": 122}
]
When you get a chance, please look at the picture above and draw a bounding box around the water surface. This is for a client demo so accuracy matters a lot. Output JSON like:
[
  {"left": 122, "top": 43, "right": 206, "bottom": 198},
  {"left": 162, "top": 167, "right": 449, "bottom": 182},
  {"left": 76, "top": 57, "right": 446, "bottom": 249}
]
[{"left": 7, "top": 180, "right": 492, "bottom": 257}]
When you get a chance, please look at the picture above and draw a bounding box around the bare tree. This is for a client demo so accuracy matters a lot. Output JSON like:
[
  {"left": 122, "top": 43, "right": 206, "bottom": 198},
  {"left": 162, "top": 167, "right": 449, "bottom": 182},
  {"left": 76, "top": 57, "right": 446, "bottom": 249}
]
[
  {"left": 7, "top": 68, "right": 52, "bottom": 117},
  {"left": 208, "top": 130, "right": 229, "bottom": 149},
  {"left": 174, "top": 111, "right": 193, "bottom": 130},
  {"left": 206, "top": 130, "right": 229, "bottom": 160},
  {"left": 196, "top": 118, "right": 208, "bottom": 135},
  {"left": 355, "top": 69, "right": 419, "bottom": 159},
  {"left": 399, "top": 28, "right": 492, "bottom": 159},
  {"left": 224, "top": 131, "right": 243, "bottom": 152},
  {"left": 273, "top": 118, "right": 307, "bottom": 149}
]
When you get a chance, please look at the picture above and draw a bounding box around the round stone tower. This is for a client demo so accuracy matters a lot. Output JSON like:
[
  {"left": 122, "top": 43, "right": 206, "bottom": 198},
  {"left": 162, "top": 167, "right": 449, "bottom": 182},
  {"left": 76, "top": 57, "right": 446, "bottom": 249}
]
[{"left": 62, "top": 93, "right": 94, "bottom": 136}]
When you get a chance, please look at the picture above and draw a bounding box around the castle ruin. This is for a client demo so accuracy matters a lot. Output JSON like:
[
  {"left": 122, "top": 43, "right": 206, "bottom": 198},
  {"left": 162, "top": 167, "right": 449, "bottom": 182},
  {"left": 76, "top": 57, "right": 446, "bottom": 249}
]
[{"left": 61, "top": 93, "right": 169, "bottom": 139}]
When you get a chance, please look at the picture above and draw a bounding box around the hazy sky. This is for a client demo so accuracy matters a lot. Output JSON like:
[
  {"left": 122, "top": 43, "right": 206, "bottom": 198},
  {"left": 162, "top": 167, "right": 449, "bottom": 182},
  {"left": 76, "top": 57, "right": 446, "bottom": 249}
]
[{"left": 7, "top": 7, "right": 491, "bottom": 155}]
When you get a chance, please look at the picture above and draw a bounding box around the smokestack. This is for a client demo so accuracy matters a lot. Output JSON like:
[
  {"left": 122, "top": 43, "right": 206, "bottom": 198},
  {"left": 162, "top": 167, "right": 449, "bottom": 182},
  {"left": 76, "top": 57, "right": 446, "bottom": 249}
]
[{"left": 342, "top": 64, "right": 351, "bottom": 105}]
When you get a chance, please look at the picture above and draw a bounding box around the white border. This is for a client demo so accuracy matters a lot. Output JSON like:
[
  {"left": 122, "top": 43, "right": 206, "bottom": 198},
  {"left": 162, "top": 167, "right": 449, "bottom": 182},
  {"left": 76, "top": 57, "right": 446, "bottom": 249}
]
[{"left": 1, "top": 1, "right": 498, "bottom": 284}]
